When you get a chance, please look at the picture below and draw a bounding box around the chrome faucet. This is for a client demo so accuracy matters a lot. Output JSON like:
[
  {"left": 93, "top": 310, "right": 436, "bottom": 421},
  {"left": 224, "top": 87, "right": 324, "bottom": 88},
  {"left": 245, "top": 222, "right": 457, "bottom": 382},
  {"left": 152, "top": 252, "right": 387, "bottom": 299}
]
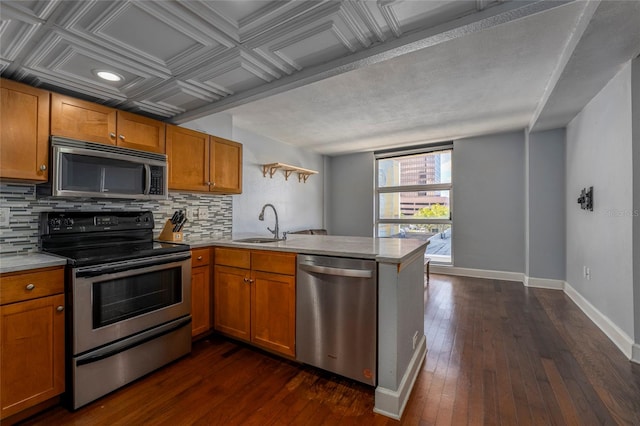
[{"left": 258, "top": 203, "right": 279, "bottom": 239}]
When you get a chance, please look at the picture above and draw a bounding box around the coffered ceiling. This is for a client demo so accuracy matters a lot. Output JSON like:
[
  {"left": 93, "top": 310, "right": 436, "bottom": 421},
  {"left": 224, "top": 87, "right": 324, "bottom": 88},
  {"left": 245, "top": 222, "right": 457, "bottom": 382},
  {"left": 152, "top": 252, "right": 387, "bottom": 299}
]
[{"left": 2, "top": 1, "right": 639, "bottom": 155}]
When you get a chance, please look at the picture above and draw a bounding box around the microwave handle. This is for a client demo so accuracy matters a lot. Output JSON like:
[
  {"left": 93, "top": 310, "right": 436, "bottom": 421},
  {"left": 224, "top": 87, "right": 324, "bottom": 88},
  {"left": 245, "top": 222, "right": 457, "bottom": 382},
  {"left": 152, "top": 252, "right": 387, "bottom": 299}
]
[{"left": 144, "top": 164, "right": 151, "bottom": 195}]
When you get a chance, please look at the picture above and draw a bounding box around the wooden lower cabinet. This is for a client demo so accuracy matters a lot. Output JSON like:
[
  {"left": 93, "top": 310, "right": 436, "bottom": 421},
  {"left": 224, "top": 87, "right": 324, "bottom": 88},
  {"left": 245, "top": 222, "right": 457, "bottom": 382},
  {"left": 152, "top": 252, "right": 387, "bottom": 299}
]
[
  {"left": 213, "top": 248, "right": 296, "bottom": 357},
  {"left": 0, "top": 266, "right": 65, "bottom": 421},
  {"left": 190, "top": 248, "right": 212, "bottom": 338}
]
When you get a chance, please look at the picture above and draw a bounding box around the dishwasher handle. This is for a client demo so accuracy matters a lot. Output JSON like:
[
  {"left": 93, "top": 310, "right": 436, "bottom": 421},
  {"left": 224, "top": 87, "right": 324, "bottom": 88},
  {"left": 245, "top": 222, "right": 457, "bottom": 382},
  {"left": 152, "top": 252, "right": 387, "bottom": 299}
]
[{"left": 298, "top": 262, "right": 373, "bottom": 278}]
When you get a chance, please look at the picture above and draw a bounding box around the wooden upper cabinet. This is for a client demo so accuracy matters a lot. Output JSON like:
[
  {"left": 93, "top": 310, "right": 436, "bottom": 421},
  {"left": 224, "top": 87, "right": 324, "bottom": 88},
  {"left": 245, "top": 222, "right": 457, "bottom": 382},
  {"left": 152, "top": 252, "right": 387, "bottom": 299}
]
[
  {"left": 51, "top": 94, "right": 165, "bottom": 153},
  {"left": 50, "top": 93, "right": 116, "bottom": 145},
  {"left": 115, "top": 111, "right": 165, "bottom": 153},
  {"left": 210, "top": 136, "right": 243, "bottom": 194},
  {"left": 166, "top": 124, "right": 210, "bottom": 192},
  {"left": 0, "top": 78, "right": 50, "bottom": 182},
  {"left": 167, "top": 125, "right": 243, "bottom": 194}
]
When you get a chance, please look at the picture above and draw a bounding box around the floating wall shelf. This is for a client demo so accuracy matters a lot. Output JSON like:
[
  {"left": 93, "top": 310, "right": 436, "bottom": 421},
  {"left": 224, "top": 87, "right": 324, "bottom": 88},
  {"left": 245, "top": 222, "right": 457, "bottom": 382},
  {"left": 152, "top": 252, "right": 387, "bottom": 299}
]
[{"left": 261, "top": 162, "right": 318, "bottom": 183}]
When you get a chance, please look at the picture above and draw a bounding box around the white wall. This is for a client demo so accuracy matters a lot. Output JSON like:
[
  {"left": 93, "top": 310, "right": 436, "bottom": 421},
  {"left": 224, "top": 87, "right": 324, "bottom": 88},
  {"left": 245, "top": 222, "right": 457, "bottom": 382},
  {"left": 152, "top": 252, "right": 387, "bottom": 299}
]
[
  {"left": 566, "top": 62, "right": 634, "bottom": 339},
  {"left": 452, "top": 131, "right": 526, "bottom": 272},
  {"left": 326, "top": 152, "right": 374, "bottom": 237},
  {"left": 231, "top": 127, "right": 325, "bottom": 236},
  {"left": 182, "top": 115, "right": 325, "bottom": 237}
]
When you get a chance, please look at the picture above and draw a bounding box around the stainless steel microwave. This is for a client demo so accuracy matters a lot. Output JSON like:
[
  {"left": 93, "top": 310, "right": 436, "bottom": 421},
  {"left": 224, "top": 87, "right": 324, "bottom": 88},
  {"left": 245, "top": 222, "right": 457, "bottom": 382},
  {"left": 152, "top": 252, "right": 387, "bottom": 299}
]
[{"left": 37, "top": 137, "right": 168, "bottom": 200}]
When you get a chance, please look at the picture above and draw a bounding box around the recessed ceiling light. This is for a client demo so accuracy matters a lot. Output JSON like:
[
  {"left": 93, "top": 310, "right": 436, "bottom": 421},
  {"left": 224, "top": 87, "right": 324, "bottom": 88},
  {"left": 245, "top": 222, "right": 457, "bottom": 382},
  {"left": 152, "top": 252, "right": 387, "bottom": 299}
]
[{"left": 94, "top": 70, "right": 123, "bottom": 82}]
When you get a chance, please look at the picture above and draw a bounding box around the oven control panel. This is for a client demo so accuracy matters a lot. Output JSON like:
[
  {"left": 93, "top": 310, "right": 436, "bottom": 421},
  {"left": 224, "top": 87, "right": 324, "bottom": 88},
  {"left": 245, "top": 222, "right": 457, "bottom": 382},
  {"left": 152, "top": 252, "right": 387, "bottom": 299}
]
[{"left": 40, "top": 211, "right": 155, "bottom": 234}]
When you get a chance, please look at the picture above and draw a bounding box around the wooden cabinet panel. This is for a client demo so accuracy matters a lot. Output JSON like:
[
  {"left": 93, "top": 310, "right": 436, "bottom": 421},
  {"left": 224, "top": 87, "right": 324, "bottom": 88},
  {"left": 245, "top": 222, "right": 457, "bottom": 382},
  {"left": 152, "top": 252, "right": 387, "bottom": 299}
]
[
  {"left": 116, "top": 111, "right": 165, "bottom": 153},
  {"left": 214, "top": 247, "right": 251, "bottom": 269},
  {"left": 166, "top": 125, "right": 210, "bottom": 192},
  {"left": 213, "top": 248, "right": 296, "bottom": 357},
  {"left": 0, "top": 294, "right": 65, "bottom": 420},
  {"left": 210, "top": 136, "right": 242, "bottom": 194},
  {"left": 191, "top": 247, "right": 211, "bottom": 267},
  {"left": 0, "top": 267, "right": 64, "bottom": 305},
  {"left": 251, "top": 251, "right": 296, "bottom": 276},
  {"left": 213, "top": 265, "right": 251, "bottom": 341},
  {"left": 0, "top": 79, "right": 50, "bottom": 181},
  {"left": 191, "top": 264, "right": 211, "bottom": 337},
  {"left": 251, "top": 270, "right": 295, "bottom": 357},
  {"left": 50, "top": 93, "right": 116, "bottom": 145}
]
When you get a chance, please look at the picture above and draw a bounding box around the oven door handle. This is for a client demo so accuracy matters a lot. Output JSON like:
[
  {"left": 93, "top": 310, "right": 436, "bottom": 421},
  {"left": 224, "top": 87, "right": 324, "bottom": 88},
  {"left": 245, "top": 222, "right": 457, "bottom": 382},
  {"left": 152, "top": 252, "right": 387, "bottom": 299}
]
[
  {"left": 76, "top": 252, "right": 191, "bottom": 278},
  {"left": 75, "top": 316, "right": 192, "bottom": 366}
]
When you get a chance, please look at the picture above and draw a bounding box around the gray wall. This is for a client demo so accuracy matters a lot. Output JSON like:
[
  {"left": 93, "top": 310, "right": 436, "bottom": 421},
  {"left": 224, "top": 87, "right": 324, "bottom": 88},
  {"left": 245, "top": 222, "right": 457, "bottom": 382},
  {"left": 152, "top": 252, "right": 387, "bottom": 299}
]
[
  {"left": 527, "top": 129, "right": 566, "bottom": 279},
  {"left": 566, "top": 62, "right": 634, "bottom": 338},
  {"left": 452, "top": 131, "right": 526, "bottom": 272},
  {"left": 632, "top": 57, "right": 640, "bottom": 344},
  {"left": 326, "top": 152, "right": 374, "bottom": 237}
]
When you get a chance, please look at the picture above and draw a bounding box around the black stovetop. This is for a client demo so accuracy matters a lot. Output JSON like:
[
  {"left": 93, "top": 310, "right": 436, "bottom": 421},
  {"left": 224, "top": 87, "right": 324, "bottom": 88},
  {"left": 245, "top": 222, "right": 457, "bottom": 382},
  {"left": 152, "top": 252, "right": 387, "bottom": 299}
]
[{"left": 40, "top": 211, "right": 190, "bottom": 267}]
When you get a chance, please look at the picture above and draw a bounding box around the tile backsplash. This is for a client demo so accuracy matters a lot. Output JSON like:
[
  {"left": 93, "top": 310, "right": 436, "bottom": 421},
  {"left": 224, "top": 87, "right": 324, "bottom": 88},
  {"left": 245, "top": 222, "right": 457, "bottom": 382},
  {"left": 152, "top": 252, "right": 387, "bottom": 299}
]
[{"left": 0, "top": 183, "right": 232, "bottom": 255}]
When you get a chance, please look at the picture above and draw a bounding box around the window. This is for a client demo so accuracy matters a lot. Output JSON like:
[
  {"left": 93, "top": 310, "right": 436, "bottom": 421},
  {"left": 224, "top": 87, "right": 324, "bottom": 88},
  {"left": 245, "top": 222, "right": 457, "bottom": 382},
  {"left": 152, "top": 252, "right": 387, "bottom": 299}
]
[{"left": 375, "top": 145, "right": 452, "bottom": 264}]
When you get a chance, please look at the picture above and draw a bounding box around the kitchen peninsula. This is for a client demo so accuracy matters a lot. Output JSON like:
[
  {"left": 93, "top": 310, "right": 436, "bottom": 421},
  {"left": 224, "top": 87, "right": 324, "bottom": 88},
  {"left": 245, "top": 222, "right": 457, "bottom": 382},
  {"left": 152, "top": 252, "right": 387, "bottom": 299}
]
[{"left": 186, "top": 233, "right": 429, "bottom": 419}]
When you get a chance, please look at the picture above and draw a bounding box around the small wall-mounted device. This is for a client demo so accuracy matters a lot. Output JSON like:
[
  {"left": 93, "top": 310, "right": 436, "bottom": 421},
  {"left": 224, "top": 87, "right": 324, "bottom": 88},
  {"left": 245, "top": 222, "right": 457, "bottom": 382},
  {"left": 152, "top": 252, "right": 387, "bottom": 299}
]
[{"left": 577, "top": 186, "right": 593, "bottom": 211}]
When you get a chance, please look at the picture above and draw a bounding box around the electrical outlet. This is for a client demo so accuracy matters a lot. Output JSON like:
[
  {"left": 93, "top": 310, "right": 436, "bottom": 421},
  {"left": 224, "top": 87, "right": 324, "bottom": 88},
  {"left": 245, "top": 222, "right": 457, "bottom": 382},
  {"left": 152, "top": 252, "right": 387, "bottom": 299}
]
[
  {"left": 583, "top": 266, "right": 591, "bottom": 280},
  {"left": 198, "top": 207, "right": 209, "bottom": 220},
  {"left": 0, "top": 208, "right": 9, "bottom": 227}
]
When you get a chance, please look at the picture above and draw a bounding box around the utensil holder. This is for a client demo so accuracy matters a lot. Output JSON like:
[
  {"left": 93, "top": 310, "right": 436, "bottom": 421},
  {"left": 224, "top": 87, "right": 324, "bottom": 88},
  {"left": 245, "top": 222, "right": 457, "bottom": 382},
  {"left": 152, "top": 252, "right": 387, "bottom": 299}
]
[{"left": 158, "top": 220, "right": 183, "bottom": 242}]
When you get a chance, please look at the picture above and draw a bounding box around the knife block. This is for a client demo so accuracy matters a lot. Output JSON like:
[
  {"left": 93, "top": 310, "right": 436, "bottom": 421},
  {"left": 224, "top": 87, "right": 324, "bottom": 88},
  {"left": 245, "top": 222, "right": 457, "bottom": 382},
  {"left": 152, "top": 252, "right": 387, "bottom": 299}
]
[{"left": 158, "top": 220, "right": 183, "bottom": 242}]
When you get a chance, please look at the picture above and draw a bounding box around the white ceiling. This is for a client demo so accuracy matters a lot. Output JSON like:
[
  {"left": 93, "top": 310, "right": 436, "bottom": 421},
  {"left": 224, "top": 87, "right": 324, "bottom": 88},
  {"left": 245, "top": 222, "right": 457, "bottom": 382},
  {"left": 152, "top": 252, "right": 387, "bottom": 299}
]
[{"left": 2, "top": 1, "right": 639, "bottom": 156}]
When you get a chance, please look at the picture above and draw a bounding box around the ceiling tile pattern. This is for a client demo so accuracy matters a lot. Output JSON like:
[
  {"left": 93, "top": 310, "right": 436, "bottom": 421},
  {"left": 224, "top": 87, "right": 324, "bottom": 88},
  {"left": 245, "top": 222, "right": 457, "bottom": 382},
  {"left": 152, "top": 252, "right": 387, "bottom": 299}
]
[{"left": 0, "top": 0, "right": 495, "bottom": 119}]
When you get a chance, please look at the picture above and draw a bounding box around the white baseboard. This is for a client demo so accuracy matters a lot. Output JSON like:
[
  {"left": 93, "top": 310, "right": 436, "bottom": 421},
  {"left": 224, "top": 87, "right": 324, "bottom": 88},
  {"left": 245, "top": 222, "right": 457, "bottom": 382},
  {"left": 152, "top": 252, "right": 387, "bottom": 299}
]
[
  {"left": 632, "top": 344, "right": 640, "bottom": 364},
  {"left": 564, "top": 281, "right": 635, "bottom": 359},
  {"left": 374, "top": 334, "right": 426, "bottom": 420},
  {"left": 524, "top": 276, "right": 565, "bottom": 290}
]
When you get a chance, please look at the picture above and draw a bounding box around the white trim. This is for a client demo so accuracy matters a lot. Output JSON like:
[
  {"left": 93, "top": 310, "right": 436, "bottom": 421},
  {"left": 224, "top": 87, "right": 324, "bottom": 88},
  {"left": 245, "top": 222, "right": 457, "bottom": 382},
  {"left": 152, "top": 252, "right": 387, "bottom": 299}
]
[
  {"left": 632, "top": 344, "right": 640, "bottom": 364},
  {"left": 524, "top": 276, "right": 565, "bottom": 290},
  {"left": 563, "top": 281, "right": 634, "bottom": 359},
  {"left": 374, "top": 334, "right": 426, "bottom": 420},
  {"left": 430, "top": 265, "right": 524, "bottom": 283}
]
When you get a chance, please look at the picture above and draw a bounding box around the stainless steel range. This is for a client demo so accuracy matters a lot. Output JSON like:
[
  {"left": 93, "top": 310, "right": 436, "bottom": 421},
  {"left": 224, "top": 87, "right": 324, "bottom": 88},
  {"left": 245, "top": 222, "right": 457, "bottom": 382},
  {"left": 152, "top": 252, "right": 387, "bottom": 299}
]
[{"left": 40, "top": 211, "right": 192, "bottom": 410}]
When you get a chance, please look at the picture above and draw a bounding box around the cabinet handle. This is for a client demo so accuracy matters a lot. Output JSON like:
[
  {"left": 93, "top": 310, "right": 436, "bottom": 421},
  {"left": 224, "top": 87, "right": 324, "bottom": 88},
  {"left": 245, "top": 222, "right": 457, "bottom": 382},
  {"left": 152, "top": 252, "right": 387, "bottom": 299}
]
[
  {"left": 211, "top": 182, "right": 216, "bottom": 187},
  {"left": 197, "top": 256, "right": 203, "bottom": 260},
  {"left": 243, "top": 277, "right": 249, "bottom": 283},
  {"left": 248, "top": 279, "right": 254, "bottom": 284},
  {"left": 25, "top": 283, "right": 35, "bottom": 290},
  {"left": 206, "top": 181, "right": 211, "bottom": 186},
  {"left": 57, "top": 306, "right": 64, "bottom": 312},
  {"left": 109, "top": 132, "right": 116, "bottom": 138},
  {"left": 39, "top": 164, "right": 47, "bottom": 171},
  {"left": 119, "top": 134, "right": 125, "bottom": 140}
]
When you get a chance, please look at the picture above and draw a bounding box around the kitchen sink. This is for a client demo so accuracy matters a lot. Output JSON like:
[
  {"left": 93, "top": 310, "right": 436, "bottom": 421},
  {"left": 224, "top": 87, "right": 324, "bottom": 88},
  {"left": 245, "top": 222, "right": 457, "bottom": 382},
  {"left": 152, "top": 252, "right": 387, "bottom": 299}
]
[{"left": 233, "top": 237, "right": 284, "bottom": 244}]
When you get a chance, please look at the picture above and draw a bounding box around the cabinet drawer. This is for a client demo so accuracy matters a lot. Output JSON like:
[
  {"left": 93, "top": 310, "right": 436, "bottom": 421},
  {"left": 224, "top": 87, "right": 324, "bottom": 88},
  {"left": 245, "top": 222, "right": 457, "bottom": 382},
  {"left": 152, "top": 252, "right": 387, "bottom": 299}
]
[
  {"left": 191, "top": 248, "right": 211, "bottom": 267},
  {"left": 251, "top": 251, "right": 296, "bottom": 275},
  {"left": 214, "top": 248, "right": 250, "bottom": 269},
  {"left": 0, "top": 267, "right": 64, "bottom": 305}
]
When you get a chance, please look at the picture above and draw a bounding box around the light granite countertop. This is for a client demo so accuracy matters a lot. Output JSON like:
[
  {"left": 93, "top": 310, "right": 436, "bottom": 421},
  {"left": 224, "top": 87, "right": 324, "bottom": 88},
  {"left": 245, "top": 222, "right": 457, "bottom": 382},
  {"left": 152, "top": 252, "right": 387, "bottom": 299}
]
[
  {"left": 182, "top": 234, "right": 429, "bottom": 264},
  {"left": 0, "top": 252, "right": 68, "bottom": 274},
  {"left": 0, "top": 235, "right": 428, "bottom": 274}
]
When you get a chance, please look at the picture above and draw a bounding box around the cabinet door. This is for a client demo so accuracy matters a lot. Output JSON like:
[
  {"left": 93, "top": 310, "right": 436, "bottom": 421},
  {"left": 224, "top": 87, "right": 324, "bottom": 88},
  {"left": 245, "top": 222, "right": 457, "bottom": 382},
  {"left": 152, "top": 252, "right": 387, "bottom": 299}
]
[
  {"left": 213, "top": 265, "right": 251, "bottom": 341},
  {"left": 191, "top": 265, "right": 211, "bottom": 337},
  {"left": 251, "top": 270, "right": 296, "bottom": 357},
  {"left": 116, "top": 111, "right": 165, "bottom": 153},
  {"left": 50, "top": 93, "right": 116, "bottom": 145},
  {"left": 0, "top": 79, "right": 50, "bottom": 181},
  {"left": 166, "top": 125, "right": 210, "bottom": 192},
  {"left": 0, "top": 294, "right": 65, "bottom": 420},
  {"left": 210, "top": 136, "right": 242, "bottom": 194}
]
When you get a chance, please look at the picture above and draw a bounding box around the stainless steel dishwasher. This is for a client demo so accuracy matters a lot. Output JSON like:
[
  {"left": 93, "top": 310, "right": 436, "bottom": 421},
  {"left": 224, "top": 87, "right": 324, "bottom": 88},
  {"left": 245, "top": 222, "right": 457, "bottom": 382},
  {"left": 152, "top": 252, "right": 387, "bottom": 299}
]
[{"left": 296, "top": 254, "right": 377, "bottom": 386}]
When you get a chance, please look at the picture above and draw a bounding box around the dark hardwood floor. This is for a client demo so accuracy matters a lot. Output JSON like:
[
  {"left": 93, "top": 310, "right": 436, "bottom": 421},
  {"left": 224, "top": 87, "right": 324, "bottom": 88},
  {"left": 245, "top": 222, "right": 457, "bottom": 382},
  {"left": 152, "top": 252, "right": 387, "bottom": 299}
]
[{"left": 20, "top": 274, "right": 640, "bottom": 425}]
